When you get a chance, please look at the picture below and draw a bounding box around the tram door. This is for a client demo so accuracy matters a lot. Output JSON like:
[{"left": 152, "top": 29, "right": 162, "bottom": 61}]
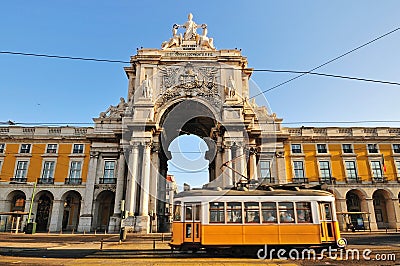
[
  {"left": 319, "top": 202, "right": 336, "bottom": 243},
  {"left": 183, "top": 203, "right": 201, "bottom": 243}
]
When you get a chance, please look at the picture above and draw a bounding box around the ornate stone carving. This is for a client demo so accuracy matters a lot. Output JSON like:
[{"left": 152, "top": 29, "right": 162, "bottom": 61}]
[
  {"left": 94, "top": 184, "right": 117, "bottom": 192},
  {"left": 99, "top": 97, "right": 128, "bottom": 118},
  {"left": 157, "top": 63, "right": 221, "bottom": 107}
]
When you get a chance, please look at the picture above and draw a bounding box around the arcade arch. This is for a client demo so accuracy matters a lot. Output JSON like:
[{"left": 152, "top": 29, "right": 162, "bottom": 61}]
[
  {"left": 61, "top": 190, "right": 81, "bottom": 231},
  {"left": 94, "top": 190, "right": 115, "bottom": 231},
  {"left": 35, "top": 191, "right": 54, "bottom": 232},
  {"left": 372, "top": 189, "right": 393, "bottom": 229}
]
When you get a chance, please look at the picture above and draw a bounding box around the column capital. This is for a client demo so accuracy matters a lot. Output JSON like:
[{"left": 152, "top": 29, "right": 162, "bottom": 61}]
[
  {"left": 144, "top": 141, "right": 153, "bottom": 149},
  {"left": 90, "top": 151, "right": 100, "bottom": 158}
]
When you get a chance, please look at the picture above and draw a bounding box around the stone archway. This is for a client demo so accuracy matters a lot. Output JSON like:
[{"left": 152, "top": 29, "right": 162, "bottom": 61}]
[
  {"left": 372, "top": 189, "right": 393, "bottom": 229},
  {"left": 159, "top": 99, "right": 220, "bottom": 184},
  {"left": 61, "top": 190, "right": 81, "bottom": 231},
  {"left": 95, "top": 190, "right": 115, "bottom": 231},
  {"left": 35, "top": 191, "right": 54, "bottom": 232},
  {"left": 345, "top": 189, "right": 368, "bottom": 230},
  {"left": 7, "top": 190, "right": 26, "bottom": 212}
]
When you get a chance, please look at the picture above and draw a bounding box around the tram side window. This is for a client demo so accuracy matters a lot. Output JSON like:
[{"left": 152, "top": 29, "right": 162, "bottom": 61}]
[
  {"left": 209, "top": 202, "right": 225, "bottom": 223},
  {"left": 245, "top": 202, "right": 260, "bottom": 223},
  {"left": 227, "top": 202, "right": 242, "bottom": 223},
  {"left": 261, "top": 202, "right": 277, "bottom": 223},
  {"left": 173, "top": 203, "right": 181, "bottom": 221},
  {"left": 296, "top": 202, "right": 313, "bottom": 223},
  {"left": 278, "top": 202, "right": 295, "bottom": 223},
  {"left": 185, "top": 205, "right": 193, "bottom": 220}
]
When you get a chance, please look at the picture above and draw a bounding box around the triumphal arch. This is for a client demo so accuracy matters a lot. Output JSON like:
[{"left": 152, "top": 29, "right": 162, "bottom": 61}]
[{"left": 78, "top": 14, "right": 286, "bottom": 233}]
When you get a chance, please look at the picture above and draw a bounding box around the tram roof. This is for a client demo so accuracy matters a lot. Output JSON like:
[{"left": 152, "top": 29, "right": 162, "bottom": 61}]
[{"left": 175, "top": 188, "right": 333, "bottom": 199}]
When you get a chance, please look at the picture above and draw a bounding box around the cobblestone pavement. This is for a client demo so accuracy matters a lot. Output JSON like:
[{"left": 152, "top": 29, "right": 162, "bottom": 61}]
[{"left": 0, "top": 232, "right": 399, "bottom": 265}]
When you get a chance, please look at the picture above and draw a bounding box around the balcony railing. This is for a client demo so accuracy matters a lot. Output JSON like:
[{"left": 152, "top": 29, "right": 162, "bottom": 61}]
[
  {"left": 346, "top": 177, "right": 362, "bottom": 184},
  {"left": 10, "top": 177, "right": 27, "bottom": 183},
  {"left": 37, "top": 178, "right": 54, "bottom": 184},
  {"left": 372, "top": 176, "right": 387, "bottom": 184},
  {"left": 259, "top": 177, "right": 276, "bottom": 184},
  {"left": 319, "top": 176, "right": 336, "bottom": 185},
  {"left": 292, "top": 177, "right": 309, "bottom": 184},
  {"left": 65, "top": 178, "right": 82, "bottom": 185},
  {"left": 99, "top": 178, "right": 117, "bottom": 184}
]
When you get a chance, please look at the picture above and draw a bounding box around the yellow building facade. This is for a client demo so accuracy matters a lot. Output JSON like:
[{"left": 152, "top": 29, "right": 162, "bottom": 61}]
[{"left": 283, "top": 127, "right": 400, "bottom": 231}]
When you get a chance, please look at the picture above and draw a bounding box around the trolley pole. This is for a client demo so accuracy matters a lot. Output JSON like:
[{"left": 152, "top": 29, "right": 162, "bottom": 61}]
[{"left": 27, "top": 182, "right": 37, "bottom": 222}]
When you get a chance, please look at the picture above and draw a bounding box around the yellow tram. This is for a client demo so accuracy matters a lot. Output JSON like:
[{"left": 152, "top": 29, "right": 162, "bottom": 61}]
[{"left": 170, "top": 187, "right": 342, "bottom": 253}]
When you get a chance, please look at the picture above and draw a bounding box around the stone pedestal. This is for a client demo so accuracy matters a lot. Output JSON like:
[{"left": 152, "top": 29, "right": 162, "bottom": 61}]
[
  {"left": 77, "top": 215, "right": 93, "bottom": 233},
  {"left": 135, "top": 215, "right": 150, "bottom": 234},
  {"left": 49, "top": 200, "right": 63, "bottom": 232},
  {"left": 108, "top": 215, "right": 121, "bottom": 233}
]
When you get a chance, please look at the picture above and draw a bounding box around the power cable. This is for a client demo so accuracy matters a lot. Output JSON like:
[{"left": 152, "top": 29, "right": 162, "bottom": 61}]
[{"left": 250, "top": 27, "right": 400, "bottom": 97}]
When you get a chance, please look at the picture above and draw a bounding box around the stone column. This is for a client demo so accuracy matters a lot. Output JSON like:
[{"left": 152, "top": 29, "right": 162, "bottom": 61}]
[
  {"left": 49, "top": 200, "right": 63, "bottom": 232},
  {"left": 249, "top": 149, "right": 258, "bottom": 180},
  {"left": 108, "top": 150, "right": 126, "bottom": 233},
  {"left": 223, "top": 144, "right": 233, "bottom": 187},
  {"left": 77, "top": 151, "right": 99, "bottom": 232},
  {"left": 214, "top": 145, "right": 223, "bottom": 180},
  {"left": 389, "top": 198, "right": 400, "bottom": 229},
  {"left": 236, "top": 144, "right": 247, "bottom": 182},
  {"left": 366, "top": 198, "right": 378, "bottom": 231},
  {"left": 149, "top": 143, "right": 159, "bottom": 233},
  {"left": 126, "top": 144, "right": 140, "bottom": 216},
  {"left": 137, "top": 142, "right": 151, "bottom": 234},
  {"left": 335, "top": 198, "right": 347, "bottom": 231},
  {"left": 276, "top": 152, "right": 287, "bottom": 184}
]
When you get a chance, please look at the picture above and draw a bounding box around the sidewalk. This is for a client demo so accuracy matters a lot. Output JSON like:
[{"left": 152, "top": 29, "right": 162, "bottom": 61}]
[{"left": 0, "top": 232, "right": 172, "bottom": 250}]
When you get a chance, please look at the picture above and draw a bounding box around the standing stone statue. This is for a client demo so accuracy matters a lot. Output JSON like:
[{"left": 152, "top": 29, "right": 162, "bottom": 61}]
[
  {"left": 142, "top": 75, "right": 152, "bottom": 99},
  {"left": 225, "top": 75, "right": 236, "bottom": 98},
  {"left": 176, "top": 13, "right": 204, "bottom": 41}
]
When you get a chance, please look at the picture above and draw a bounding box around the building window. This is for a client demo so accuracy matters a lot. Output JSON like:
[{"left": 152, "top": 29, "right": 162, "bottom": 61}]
[
  {"left": 367, "top": 144, "right": 379, "bottom": 153},
  {"left": 227, "top": 202, "right": 242, "bottom": 223},
  {"left": 46, "top": 144, "right": 58, "bottom": 154},
  {"left": 0, "top": 143, "right": 5, "bottom": 153},
  {"left": 260, "top": 160, "right": 271, "bottom": 181},
  {"left": 20, "top": 144, "right": 31, "bottom": 154},
  {"left": 101, "top": 161, "right": 116, "bottom": 184},
  {"left": 69, "top": 161, "right": 82, "bottom": 179},
  {"left": 395, "top": 161, "right": 400, "bottom": 178},
  {"left": 345, "top": 161, "right": 358, "bottom": 181},
  {"left": 245, "top": 202, "right": 260, "bottom": 223},
  {"left": 0, "top": 160, "right": 3, "bottom": 173},
  {"left": 371, "top": 161, "right": 383, "bottom": 180},
  {"left": 209, "top": 202, "right": 225, "bottom": 223},
  {"left": 393, "top": 144, "right": 400, "bottom": 153},
  {"left": 291, "top": 144, "right": 302, "bottom": 153},
  {"left": 42, "top": 161, "right": 55, "bottom": 179},
  {"left": 293, "top": 161, "right": 304, "bottom": 178},
  {"left": 103, "top": 161, "right": 115, "bottom": 179},
  {"left": 317, "top": 144, "right": 327, "bottom": 153},
  {"left": 15, "top": 161, "right": 28, "bottom": 179},
  {"left": 319, "top": 161, "right": 331, "bottom": 179},
  {"left": 72, "top": 144, "right": 84, "bottom": 154},
  {"left": 342, "top": 144, "right": 353, "bottom": 153}
]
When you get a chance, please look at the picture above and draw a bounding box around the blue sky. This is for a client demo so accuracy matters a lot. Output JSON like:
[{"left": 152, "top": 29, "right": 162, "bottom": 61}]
[{"left": 1, "top": 1, "right": 400, "bottom": 189}]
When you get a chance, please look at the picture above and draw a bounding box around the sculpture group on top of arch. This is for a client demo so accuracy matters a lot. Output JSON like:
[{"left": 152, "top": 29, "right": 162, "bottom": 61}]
[{"left": 162, "top": 13, "right": 215, "bottom": 50}]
